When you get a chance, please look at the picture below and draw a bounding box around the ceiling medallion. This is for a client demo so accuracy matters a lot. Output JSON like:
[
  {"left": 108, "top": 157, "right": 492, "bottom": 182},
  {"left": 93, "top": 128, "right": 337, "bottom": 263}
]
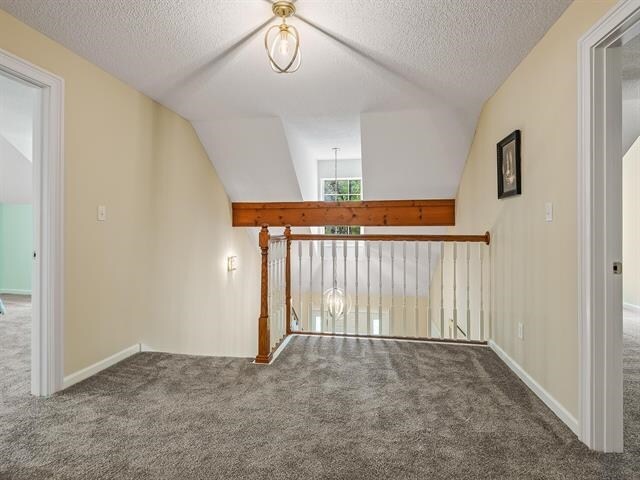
[{"left": 264, "top": 1, "right": 302, "bottom": 73}]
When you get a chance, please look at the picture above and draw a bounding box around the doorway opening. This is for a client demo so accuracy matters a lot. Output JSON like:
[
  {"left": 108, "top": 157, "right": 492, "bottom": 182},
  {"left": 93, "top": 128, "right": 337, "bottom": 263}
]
[
  {"left": 621, "top": 31, "right": 640, "bottom": 460},
  {"left": 0, "top": 70, "right": 38, "bottom": 396}
]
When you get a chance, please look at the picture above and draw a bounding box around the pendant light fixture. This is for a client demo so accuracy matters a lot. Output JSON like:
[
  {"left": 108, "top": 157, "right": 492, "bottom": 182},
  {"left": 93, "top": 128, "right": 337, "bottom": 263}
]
[
  {"left": 264, "top": 1, "right": 302, "bottom": 73},
  {"left": 324, "top": 147, "right": 350, "bottom": 324}
]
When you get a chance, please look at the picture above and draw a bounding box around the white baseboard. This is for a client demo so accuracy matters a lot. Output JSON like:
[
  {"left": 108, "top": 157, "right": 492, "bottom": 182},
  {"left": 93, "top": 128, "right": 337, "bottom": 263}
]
[
  {"left": 488, "top": 340, "right": 579, "bottom": 436},
  {"left": 624, "top": 302, "right": 640, "bottom": 314},
  {"left": 0, "top": 289, "right": 32, "bottom": 295},
  {"left": 62, "top": 343, "right": 141, "bottom": 389}
]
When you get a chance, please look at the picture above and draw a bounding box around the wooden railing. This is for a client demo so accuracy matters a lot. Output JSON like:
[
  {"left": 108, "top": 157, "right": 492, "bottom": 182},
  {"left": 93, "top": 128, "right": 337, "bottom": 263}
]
[{"left": 255, "top": 224, "right": 491, "bottom": 363}]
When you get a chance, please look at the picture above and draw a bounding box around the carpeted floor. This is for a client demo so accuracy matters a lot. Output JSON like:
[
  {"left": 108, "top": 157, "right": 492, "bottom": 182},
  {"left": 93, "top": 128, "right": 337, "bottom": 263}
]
[{"left": 1, "top": 295, "right": 639, "bottom": 479}]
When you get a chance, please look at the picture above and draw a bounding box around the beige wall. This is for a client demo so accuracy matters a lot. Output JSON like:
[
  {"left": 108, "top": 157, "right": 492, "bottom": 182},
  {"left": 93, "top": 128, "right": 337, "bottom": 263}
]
[
  {"left": 451, "top": 0, "right": 615, "bottom": 419},
  {"left": 0, "top": 10, "right": 260, "bottom": 375},
  {"left": 624, "top": 136, "right": 640, "bottom": 308}
]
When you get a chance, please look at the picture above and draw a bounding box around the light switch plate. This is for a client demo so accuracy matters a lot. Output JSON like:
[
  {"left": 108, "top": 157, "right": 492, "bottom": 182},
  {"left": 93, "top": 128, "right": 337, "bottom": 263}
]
[
  {"left": 97, "top": 205, "right": 107, "bottom": 222},
  {"left": 545, "top": 202, "right": 553, "bottom": 222}
]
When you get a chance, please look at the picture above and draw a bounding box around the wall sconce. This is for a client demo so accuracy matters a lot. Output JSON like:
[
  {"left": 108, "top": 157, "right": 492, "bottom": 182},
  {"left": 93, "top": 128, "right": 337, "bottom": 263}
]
[{"left": 227, "top": 256, "right": 238, "bottom": 272}]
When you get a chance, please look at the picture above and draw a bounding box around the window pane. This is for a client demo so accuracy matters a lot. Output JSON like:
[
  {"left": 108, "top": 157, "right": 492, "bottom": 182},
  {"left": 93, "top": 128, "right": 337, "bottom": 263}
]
[
  {"left": 337, "top": 180, "right": 349, "bottom": 195},
  {"left": 350, "top": 226, "right": 361, "bottom": 235},
  {"left": 349, "top": 180, "right": 361, "bottom": 196},
  {"left": 337, "top": 194, "right": 350, "bottom": 201},
  {"left": 324, "top": 180, "right": 337, "bottom": 195},
  {"left": 324, "top": 194, "right": 337, "bottom": 202},
  {"left": 325, "top": 226, "right": 337, "bottom": 234}
]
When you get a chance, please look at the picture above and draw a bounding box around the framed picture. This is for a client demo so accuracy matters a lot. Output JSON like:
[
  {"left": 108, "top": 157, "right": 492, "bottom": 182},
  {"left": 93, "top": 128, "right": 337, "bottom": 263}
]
[{"left": 496, "top": 130, "right": 521, "bottom": 199}]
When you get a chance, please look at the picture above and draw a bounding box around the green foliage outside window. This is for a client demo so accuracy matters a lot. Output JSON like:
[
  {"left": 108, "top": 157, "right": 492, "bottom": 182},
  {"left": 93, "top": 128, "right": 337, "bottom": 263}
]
[{"left": 323, "top": 178, "right": 362, "bottom": 235}]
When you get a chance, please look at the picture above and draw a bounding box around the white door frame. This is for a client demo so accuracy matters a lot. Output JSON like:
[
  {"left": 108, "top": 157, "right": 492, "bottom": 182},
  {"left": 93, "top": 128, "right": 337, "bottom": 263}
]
[
  {"left": 578, "top": 0, "right": 640, "bottom": 452},
  {"left": 0, "top": 48, "right": 64, "bottom": 397}
]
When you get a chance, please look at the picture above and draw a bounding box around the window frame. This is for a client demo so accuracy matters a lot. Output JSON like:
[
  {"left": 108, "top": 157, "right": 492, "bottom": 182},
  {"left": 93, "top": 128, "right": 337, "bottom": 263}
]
[{"left": 320, "top": 176, "right": 363, "bottom": 235}]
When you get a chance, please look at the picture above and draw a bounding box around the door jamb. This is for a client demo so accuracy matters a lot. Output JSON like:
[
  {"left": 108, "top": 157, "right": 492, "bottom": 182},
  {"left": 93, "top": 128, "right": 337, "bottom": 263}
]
[
  {"left": 578, "top": 0, "right": 640, "bottom": 452},
  {"left": 0, "top": 47, "right": 64, "bottom": 396}
]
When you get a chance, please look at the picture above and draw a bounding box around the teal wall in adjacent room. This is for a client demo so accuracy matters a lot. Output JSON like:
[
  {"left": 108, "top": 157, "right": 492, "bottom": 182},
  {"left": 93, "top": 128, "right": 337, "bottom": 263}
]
[{"left": 0, "top": 204, "right": 32, "bottom": 294}]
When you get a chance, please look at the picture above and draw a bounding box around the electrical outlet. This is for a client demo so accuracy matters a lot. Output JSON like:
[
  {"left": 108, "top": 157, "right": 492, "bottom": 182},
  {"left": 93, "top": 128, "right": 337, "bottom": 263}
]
[
  {"left": 97, "top": 205, "right": 107, "bottom": 222},
  {"left": 517, "top": 322, "right": 524, "bottom": 340}
]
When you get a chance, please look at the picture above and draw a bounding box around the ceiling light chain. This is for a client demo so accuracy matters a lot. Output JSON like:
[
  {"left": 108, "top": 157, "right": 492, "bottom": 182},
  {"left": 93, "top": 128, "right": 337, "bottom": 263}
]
[{"left": 265, "top": 1, "right": 302, "bottom": 73}]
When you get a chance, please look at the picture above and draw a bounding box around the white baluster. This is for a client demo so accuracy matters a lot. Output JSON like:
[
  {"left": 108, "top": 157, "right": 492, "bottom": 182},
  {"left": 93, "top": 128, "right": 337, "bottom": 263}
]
[
  {"left": 280, "top": 241, "right": 284, "bottom": 339},
  {"left": 366, "top": 241, "right": 371, "bottom": 335},
  {"left": 332, "top": 239, "right": 337, "bottom": 334},
  {"left": 427, "top": 243, "right": 431, "bottom": 337},
  {"left": 391, "top": 242, "right": 395, "bottom": 336},
  {"left": 298, "top": 241, "right": 302, "bottom": 331},
  {"left": 355, "top": 240, "right": 359, "bottom": 335},
  {"left": 480, "top": 243, "right": 485, "bottom": 341},
  {"left": 343, "top": 239, "right": 348, "bottom": 334},
  {"left": 488, "top": 242, "right": 492, "bottom": 340},
  {"left": 402, "top": 241, "right": 407, "bottom": 336},
  {"left": 274, "top": 242, "right": 278, "bottom": 343},
  {"left": 440, "top": 242, "right": 444, "bottom": 339},
  {"left": 320, "top": 240, "right": 325, "bottom": 332},
  {"left": 378, "top": 242, "right": 382, "bottom": 335},
  {"left": 269, "top": 244, "right": 274, "bottom": 347},
  {"left": 415, "top": 242, "right": 419, "bottom": 337},
  {"left": 453, "top": 242, "right": 458, "bottom": 340},
  {"left": 309, "top": 241, "right": 314, "bottom": 332},
  {"left": 466, "top": 242, "right": 471, "bottom": 341}
]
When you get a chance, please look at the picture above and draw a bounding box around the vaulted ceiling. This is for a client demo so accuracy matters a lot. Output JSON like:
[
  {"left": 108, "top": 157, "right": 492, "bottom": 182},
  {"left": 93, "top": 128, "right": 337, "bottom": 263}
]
[{"left": 0, "top": 0, "right": 571, "bottom": 203}]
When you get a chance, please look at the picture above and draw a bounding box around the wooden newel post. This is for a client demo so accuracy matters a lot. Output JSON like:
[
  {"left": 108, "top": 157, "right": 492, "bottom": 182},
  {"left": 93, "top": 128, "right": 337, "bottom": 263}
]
[
  {"left": 255, "top": 224, "right": 271, "bottom": 364},
  {"left": 284, "top": 225, "right": 292, "bottom": 335}
]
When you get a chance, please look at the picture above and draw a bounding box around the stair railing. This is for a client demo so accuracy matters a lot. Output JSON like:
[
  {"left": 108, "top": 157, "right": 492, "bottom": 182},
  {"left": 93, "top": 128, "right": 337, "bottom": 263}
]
[{"left": 255, "top": 225, "right": 490, "bottom": 363}]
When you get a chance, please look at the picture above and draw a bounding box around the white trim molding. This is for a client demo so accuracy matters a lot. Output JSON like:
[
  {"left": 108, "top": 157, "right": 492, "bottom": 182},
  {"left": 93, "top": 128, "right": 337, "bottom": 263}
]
[
  {"left": 62, "top": 344, "right": 141, "bottom": 389},
  {"left": 577, "top": 0, "right": 640, "bottom": 452},
  {"left": 489, "top": 341, "right": 578, "bottom": 435},
  {"left": 0, "top": 47, "right": 65, "bottom": 397}
]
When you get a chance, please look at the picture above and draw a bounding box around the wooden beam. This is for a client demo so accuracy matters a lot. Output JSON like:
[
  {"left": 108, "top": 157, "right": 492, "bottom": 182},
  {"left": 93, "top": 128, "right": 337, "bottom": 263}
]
[{"left": 232, "top": 199, "right": 455, "bottom": 227}]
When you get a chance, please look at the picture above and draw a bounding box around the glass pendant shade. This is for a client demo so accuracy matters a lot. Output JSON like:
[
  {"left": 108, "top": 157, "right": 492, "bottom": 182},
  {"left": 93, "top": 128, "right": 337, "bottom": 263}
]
[
  {"left": 265, "top": 0, "right": 301, "bottom": 76},
  {"left": 324, "top": 287, "right": 350, "bottom": 319},
  {"left": 265, "top": 23, "right": 301, "bottom": 73}
]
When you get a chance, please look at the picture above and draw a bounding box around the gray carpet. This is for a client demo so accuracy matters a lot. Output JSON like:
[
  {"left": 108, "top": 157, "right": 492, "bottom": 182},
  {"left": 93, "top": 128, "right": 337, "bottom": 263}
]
[{"left": 1, "top": 295, "right": 639, "bottom": 479}]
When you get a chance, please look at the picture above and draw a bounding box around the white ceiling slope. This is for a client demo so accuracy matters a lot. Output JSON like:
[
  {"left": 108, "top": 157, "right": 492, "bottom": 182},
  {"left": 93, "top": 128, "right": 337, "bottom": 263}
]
[
  {"left": 0, "top": 0, "right": 572, "bottom": 203},
  {"left": 0, "top": 134, "right": 32, "bottom": 203},
  {"left": 193, "top": 117, "right": 302, "bottom": 202},
  {"left": 362, "top": 109, "right": 474, "bottom": 200}
]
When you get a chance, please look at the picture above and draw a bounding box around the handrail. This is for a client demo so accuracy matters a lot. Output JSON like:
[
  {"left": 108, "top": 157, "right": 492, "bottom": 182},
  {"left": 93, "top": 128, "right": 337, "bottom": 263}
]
[{"left": 290, "top": 232, "right": 490, "bottom": 245}]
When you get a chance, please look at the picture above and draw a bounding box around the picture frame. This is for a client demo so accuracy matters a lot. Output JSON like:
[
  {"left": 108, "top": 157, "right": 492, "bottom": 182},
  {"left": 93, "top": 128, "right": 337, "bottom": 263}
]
[{"left": 496, "top": 130, "right": 521, "bottom": 199}]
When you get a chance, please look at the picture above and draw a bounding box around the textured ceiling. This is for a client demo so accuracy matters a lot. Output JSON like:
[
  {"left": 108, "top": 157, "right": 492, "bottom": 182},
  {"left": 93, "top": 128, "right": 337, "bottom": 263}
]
[{"left": 0, "top": 0, "right": 572, "bottom": 203}]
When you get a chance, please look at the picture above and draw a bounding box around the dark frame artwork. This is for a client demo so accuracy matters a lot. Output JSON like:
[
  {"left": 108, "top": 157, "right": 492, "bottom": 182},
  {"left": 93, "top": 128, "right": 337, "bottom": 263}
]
[{"left": 496, "top": 130, "right": 521, "bottom": 199}]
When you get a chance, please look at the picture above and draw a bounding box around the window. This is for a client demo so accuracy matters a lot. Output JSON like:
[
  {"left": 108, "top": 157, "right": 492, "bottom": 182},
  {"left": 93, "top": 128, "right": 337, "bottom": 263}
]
[
  {"left": 323, "top": 178, "right": 361, "bottom": 202},
  {"left": 322, "top": 178, "right": 362, "bottom": 235}
]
